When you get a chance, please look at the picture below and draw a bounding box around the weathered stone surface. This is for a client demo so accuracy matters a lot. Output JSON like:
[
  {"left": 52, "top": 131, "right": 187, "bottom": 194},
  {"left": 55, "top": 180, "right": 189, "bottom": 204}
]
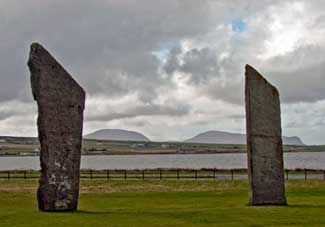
[
  {"left": 28, "top": 43, "right": 85, "bottom": 211},
  {"left": 245, "top": 64, "right": 286, "bottom": 205}
]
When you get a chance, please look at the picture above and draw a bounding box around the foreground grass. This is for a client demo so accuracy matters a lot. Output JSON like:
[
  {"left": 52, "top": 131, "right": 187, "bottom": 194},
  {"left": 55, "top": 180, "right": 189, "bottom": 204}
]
[{"left": 0, "top": 180, "right": 324, "bottom": 226}]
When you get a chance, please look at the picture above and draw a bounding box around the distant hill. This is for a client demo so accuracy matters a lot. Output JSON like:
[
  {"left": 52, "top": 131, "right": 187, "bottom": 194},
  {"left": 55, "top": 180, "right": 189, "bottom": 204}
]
[
  {"left": 185, "top": 131, "right": 305, "bottom": 145},
  {"left": 84, "top": 129, "right": 150, "bottom": 142}
]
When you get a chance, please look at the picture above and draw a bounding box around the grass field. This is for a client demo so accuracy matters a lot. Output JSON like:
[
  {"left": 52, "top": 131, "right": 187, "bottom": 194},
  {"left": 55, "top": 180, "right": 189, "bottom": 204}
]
[{"left": 0, "top": 180, "right": 325, "bottom": 226}]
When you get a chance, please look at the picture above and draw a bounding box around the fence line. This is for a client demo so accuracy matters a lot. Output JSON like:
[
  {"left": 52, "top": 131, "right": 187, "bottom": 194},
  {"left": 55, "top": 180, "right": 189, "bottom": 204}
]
[{"left": 1, "top": 169, "right": 325, "bottom": 180}]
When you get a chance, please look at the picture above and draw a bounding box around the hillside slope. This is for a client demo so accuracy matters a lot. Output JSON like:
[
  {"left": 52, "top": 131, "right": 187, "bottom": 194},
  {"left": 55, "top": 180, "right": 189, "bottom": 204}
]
[
  {"left": 185, "top": 131, "right": 304, "bottom": 145},
  {"left": 84, "top": 129, "right": 150, "bottom": 142}
]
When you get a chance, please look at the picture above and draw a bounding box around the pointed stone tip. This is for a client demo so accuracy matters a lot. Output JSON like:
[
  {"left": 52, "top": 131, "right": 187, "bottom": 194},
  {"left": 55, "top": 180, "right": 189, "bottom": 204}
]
[
  {"left": 245, "top": 64, "right": 280, "bottom": 97},
  {"left": 30, "top": 42, "right": 44, "bottom": 53},
  {"left": 245, "top": 64, "right": 255, "bottom": 76},
  {"left": 245, "top": 64, "right": 252, "bottom": 69},
  {"left": 28, "top": 43, "right": 43, "bottom": 68},
  {"left": 31, "top": 42, "right": 41, "bottom": 47},
  {"left": 28, "top": 43, "right": 52, "bottom": 69}
]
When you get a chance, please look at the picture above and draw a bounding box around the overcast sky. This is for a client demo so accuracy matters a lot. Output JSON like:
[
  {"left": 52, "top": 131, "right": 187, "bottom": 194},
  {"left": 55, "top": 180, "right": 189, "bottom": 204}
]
[{"left": 1, "top": 0, "right": 325, "bottom": 144}]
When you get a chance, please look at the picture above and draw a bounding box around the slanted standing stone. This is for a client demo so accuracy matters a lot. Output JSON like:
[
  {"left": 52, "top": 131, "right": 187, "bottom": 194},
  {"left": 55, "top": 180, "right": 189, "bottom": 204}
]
[
  {"left": 28, "top": 43, "right": 85, "bottom": 211},
  {"left": 245, "top": 64, "right": 286, "bottom": 205}
]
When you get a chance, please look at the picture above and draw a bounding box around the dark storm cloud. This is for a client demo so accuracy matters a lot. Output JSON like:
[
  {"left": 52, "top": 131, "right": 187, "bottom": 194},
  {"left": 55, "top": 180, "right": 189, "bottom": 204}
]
[
  {"left": 0, "top": 0, "right": 216, "bottom": 103},
  {"left": 0, "top": 0, "right": 288, "bottom": 104},
  {"left": 164, "top": 47, "right": 221, "bottom": 84}
]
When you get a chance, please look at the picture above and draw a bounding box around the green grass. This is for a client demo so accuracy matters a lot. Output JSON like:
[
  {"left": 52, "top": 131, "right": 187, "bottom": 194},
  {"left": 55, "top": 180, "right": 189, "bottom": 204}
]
[{"left": 0, "top": 180, "right": 325, "bottom": 226}]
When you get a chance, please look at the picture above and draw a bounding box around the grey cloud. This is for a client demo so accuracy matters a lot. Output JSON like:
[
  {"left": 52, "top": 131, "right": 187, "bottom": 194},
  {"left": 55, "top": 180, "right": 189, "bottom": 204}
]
[
  {"left": 165, "top": 22, "right": 325, "bottom": 106},
  {"left": 2, "top": 0, "right": 325, "bottom": 144},
  {"left": 0, "top": 101, "right": 35, "bottom": 121},
  {"left": 163, "top": 47, "right": 182, "bottom": 75},
  {"left": 0, "top": 0, "right": 217, "bottom": 104},
  {"left": 163, "top": 45, "right": 246, "bottom": 104},
  {"left": 164, "top": 47, "right": 221, "bottom": 84},
  {"left": 200, "top": 79, "right": 244, "bottom": 105},
  {"left": 128, "top": 120, "right": 148, "bottom": 128},
  {"left": 1, "top": 0, "right": 286, "bottom": 104},
  {"left": 261, "top": 44, "right": 325, "bottom": 103},
  {"left": 86, "top": 102, "right": 191, "bottom": 122},
  {"left": 0, "top": 0, "right": 292, "bottom": 106},
  {"left": 269, "top": 61, "right": 325, "bottom": 103},
  {"left": 264, "top": 45, "right": 325, "bottom": 71},
  {"left": 229, "top": 114, "right": 245, "bottom": 119},
  {"left": 0, "top": 110, "right": 12, "bottom": 121}
]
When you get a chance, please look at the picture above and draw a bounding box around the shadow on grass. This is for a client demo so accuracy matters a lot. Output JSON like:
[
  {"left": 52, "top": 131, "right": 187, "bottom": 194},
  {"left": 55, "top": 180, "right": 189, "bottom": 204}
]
[
  {"left": 75, "top": 210, "right": 112, "bottom": 215},
  {"left": 286, "top": 204, "right": 325, "bottom": 209},
  {"left": 36, "top": 210, "right": 114, "bottom": 215},
  {"left": 244, "top": 203, "right": 325, "bottom": 209}
]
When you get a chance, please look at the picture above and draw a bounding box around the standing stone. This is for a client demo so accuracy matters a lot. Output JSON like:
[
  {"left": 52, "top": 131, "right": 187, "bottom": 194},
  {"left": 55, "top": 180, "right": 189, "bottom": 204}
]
[
  {"left": 28, "top": 43, "right": 85, "bottom": 211},
  {"left": 245, "top": 64, "right": 286, "bottom": 205}
]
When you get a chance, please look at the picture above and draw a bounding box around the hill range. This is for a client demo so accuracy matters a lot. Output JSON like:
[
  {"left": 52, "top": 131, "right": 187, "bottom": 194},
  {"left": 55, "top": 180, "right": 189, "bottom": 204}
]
[{"left": 84, "top": 129, "right": 304, "bottom": 145}]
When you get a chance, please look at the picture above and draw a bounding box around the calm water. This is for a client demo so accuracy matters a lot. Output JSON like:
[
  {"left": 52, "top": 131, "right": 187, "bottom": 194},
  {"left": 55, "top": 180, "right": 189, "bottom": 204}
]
[{"left": 0, "top": 152, "right": 325, "bottom": 170}]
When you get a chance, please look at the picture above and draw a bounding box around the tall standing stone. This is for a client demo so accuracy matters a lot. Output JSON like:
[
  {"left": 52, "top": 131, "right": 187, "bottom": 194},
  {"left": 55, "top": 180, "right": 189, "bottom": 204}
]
[
  {"left": 245, "top": 64, "right": 286, "bottom": 205},
  {"left": 28, "top": 43, "right": 85, "bottom": 211}
]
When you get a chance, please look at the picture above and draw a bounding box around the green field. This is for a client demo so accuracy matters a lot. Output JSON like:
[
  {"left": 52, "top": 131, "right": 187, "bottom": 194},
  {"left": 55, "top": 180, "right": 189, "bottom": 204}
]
[{"left": 0, "top": 180, "right": 325, "bottom": 226}]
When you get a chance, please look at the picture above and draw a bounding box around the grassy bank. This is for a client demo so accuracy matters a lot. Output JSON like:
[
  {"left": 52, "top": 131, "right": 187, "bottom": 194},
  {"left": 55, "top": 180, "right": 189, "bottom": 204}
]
[{"left": 0, "top": 180, "right": 325, "bottom": 226}]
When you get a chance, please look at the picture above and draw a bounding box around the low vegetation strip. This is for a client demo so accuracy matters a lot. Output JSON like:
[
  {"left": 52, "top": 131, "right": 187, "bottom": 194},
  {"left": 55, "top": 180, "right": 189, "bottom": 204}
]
[
  {"left": 1, "top": 136, "right": 325, "bottom": 156},
  {"left": 0, "top": 168, "right": 325, "bottom": 180},
  {"left": 0, "top": 180, "right": 325, "bottom": 226}
]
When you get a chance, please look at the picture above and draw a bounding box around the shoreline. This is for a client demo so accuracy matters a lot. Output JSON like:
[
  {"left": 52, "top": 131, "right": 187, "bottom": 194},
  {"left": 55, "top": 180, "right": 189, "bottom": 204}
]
[{"left": 0, "top": 149, "right": 325, "bottom": 157}]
